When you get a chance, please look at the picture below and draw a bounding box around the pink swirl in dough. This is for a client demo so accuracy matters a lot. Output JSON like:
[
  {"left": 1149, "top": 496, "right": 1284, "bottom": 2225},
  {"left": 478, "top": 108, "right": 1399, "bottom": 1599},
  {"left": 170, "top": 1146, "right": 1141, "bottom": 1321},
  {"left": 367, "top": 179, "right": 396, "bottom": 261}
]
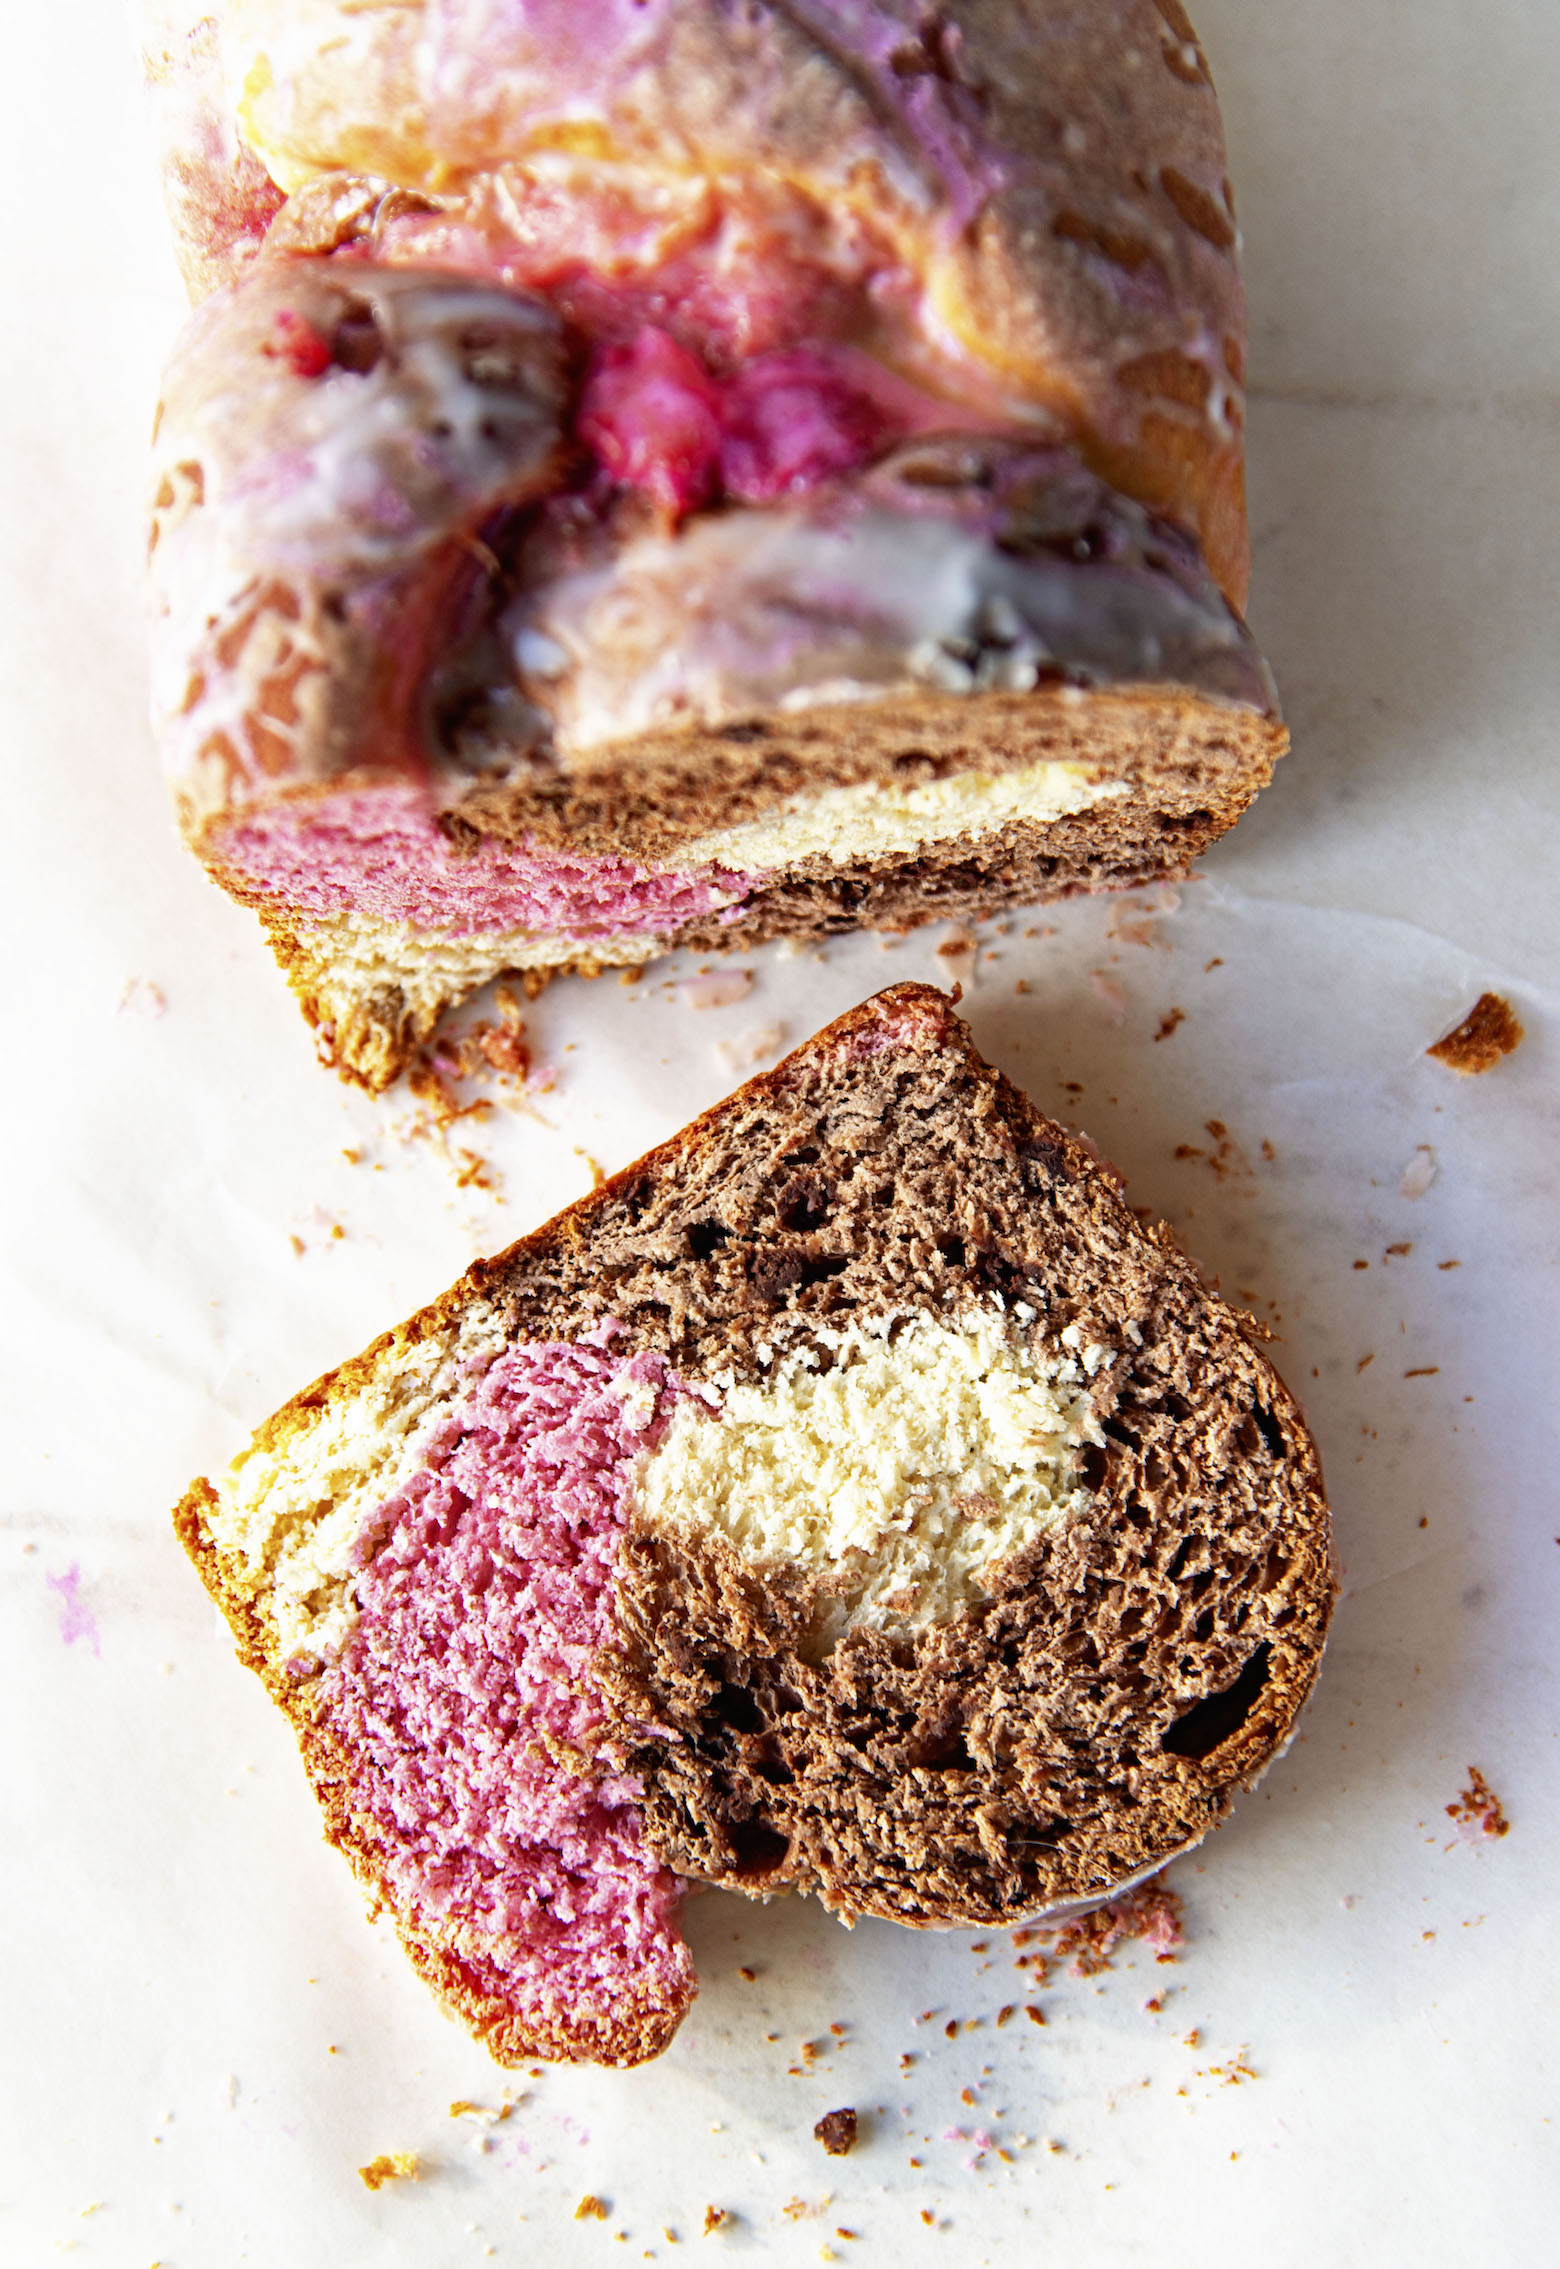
[
  {"left": 216, "top": 783, "right": 764, "bottom": 938},
  {"left": 314, "top": 1330, "right": 694, "bottom": 2038}
]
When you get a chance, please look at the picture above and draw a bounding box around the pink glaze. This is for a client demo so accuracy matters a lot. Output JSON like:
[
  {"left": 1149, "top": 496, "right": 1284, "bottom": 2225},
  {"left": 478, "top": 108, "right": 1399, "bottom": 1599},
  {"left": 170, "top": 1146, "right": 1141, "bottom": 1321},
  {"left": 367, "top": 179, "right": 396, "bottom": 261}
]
[
  {"left": 317, "top": 1330, "right": 694, "bottom": 2035},
  {"left": 218, "top": 783, "right": 764, "bottom": 938}
]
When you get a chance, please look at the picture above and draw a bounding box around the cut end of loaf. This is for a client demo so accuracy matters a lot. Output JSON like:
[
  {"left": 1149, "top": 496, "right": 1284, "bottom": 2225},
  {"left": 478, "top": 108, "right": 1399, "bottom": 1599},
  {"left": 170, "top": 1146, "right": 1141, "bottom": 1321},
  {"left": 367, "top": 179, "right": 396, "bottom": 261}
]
[{"left": 218, "top": 687, "right": 1284, "bottom": 1089}]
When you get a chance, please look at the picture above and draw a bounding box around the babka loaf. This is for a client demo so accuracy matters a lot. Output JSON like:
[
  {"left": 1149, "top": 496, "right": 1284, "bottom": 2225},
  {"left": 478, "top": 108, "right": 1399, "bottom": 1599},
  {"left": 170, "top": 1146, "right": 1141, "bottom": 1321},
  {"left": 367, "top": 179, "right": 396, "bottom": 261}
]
[
  {"left": 175, "top": 985, "right": 1334, "bottom": 2066},
  {"left": 144, "top": 2, "right": 1286, "bottom": 1088}
]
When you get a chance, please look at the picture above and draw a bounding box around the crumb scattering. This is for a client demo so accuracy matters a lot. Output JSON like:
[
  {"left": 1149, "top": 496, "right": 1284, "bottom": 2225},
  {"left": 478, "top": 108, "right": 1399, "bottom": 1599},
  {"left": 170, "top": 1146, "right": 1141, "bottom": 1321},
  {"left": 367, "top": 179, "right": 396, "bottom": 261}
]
[
  {"left": 358, "top": 2152, "right": 420, "bottom": 2191},
  {"left": 702, "top": 2205, "right": 731, "bottom": 2236},
  {"left": 576, "top": 2196, "right": 611, "bottom": 2222},
  {"left": 1447, "top": 1767, "right": 1510, "bottom": 1840},
  {"left": 1154, "top": 1007, "right": 1185, "bottom": 1042},
  {"left": 814, "top": 2108, "right": 858, "bottom": 2157},
  {"left": 1427, "top": 993, "right": 1524, "bottom": 1074}
]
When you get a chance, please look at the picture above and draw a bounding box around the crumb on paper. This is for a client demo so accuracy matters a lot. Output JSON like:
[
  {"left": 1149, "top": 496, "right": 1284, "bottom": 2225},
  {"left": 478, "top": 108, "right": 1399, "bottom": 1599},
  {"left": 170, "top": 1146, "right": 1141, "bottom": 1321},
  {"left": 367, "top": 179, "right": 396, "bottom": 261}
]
[
  {"left": 1427, "top": 992, "right": 1524, "bottom": 1074},
  {"left": 1205, "top": 2048, "right": 1258, "bottom": 2087},
  {"left": 702, "top": 2205, "right": 731, "bottom": 2236},
  {"left": 575, "top": 1148, "right": 607, "bottom": 1190},
  {"left": 1013, "top": 1875, "right": 1182, "bottom": 1981},
  {"left": 1398, "top": 1146, "right": 1437, "bottom": 1200},
  {"left": 1154, "top": 1007, "right": 1185, "bottom": 1042},
  {"left": 737, "top": 1965, "right": 756, "bottom": 1982},
  {"left": 682, "top": 970, "right": 753, "bottom": 1010},
  {"left": 358, "top": 2153, "right": 420, "bottom": 2191},
  {"left": 1089, "top": 971, "right": 1127, "bottom": 1024},
  {"left": 576, "top": 2196, "right": 610, "bottom": 2222},
  {"left": 1404, "top": 1366, "right": 1440, "bottom": 1379},
  {"left": 715, "top": 1024, "right": 787, "bottom": 1074},
  {"left": 116, "top": 977, "right": 166, "bottom": 1018},
  {"left": 288, "top": 1233, "right": 306, "bottom": 1257},
  {"left": 1446, "top": 1767, "right": 1510, "bottom": 1841},
  {"left": 1107, "top": 900, "right": 1162, "bottom": 949},
  {"left": 814, "top": 2108, "right": 857, "bottom": 2157}
]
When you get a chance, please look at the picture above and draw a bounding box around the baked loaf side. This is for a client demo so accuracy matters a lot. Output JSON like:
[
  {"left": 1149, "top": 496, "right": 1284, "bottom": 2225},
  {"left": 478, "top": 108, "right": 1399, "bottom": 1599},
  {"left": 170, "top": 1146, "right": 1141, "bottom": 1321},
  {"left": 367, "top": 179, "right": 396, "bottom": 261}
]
[
  {"left": 144, "top": 3, "right": 1287, "bottom": 1087},
  {"left": 176, "top": 985, "right": 1334, "bottom": 2063}
]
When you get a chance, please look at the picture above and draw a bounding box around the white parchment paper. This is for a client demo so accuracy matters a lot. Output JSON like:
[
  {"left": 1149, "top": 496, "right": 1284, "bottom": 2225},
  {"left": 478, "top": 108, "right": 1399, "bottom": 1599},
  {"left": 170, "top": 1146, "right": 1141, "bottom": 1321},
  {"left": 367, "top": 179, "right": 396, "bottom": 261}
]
[{"left": 1, "top": 4, "right": 1556, "bottom": 2263}]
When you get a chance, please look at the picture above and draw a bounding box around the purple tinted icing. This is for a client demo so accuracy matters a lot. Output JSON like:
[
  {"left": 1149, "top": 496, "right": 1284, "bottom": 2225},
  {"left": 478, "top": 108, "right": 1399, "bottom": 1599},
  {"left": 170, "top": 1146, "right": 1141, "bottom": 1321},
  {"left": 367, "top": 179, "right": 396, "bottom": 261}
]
[
  {"left": 218, "top": 784, "right": 763, "bottom": 937},
  {"left": 317, "top": 1331, "right": 695, "bottom": 2034}
]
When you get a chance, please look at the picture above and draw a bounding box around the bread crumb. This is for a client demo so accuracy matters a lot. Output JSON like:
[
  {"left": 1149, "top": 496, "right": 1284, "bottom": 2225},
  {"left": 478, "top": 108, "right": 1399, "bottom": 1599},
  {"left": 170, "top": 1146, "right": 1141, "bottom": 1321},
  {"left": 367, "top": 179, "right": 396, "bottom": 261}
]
[
  {"left": 1090, "top": 971, "right": 1127, "bottom": 1024},
  {"left": 682, "top": 970, "right": 753, "bottom": 1010},
  {"left": 358, "top": 2153, "right": 419, "bottom": 2190},
  {"left": 574, "top": 1148, "right": 606, "bottom": 1190},
  {"left": 453, "top": 1149, "right": 497, "bottom": 1190},
  {"left": 1153, "top": 1008, "right": 1185, "bottom": 1042},
  {"left": 1427, "top": 993, "right": 1524, "bottom": 1074},
  {"left": 814, "top": 2108, "right": 857, "bottom": 2157},
  {"left": 1398, "top": 1146, "right": 1437, "bottom": 1200},
  {"left": 1404, "top": 1366, "right": 1440, "bottom": 1379},
  {"left": 737, "top": 1966, "right": 756, "bottom": 1982},
  {"left": 702, "top": 2205, "right": 731, "bottom": 2236},
  {"left": 1026, "top": 2006, "right": 1046, "bottom": 2026},
  {"left": 715, "top": 1024, "right": 787, "bottom": 1074},
  {"left": 1446, "top": 1767, "right": 1510, "bottom": 1840},
  {"left": 117, "top": 976, "right": 167, "bottom": 1018},
  {"left": 576, "top": 2197, "right": 611, "bottom": 2222}
]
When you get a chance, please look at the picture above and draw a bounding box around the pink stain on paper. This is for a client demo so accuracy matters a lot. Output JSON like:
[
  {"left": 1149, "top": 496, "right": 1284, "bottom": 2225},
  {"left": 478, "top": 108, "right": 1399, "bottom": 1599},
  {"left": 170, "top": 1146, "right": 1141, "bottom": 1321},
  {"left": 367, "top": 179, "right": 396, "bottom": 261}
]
[{"left": 47, "top": 1564, "right": 100, "bottom": 1657}]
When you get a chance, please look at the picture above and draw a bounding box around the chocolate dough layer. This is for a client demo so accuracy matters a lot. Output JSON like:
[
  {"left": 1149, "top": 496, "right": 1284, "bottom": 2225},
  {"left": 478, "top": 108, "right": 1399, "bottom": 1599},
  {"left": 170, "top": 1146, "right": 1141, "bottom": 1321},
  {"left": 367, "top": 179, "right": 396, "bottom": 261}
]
[{"left": 476, "top": 984, "right": 1334, "bottom": 1924}]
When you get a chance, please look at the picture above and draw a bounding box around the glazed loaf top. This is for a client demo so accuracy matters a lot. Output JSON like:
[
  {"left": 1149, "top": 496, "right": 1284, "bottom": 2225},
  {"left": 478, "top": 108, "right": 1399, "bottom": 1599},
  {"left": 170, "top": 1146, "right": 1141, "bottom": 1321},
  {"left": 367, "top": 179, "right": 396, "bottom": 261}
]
[{"left": 147, "top": 0, "right": 1252, "bottom": 603}]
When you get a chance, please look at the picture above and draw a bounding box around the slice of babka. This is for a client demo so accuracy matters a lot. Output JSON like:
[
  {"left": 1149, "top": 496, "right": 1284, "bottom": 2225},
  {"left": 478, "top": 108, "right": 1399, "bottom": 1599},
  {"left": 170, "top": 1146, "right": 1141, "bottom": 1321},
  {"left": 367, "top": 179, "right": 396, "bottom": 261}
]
[{"left": 176, "top": 985, "right": 1334, "bottom": 2065}]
